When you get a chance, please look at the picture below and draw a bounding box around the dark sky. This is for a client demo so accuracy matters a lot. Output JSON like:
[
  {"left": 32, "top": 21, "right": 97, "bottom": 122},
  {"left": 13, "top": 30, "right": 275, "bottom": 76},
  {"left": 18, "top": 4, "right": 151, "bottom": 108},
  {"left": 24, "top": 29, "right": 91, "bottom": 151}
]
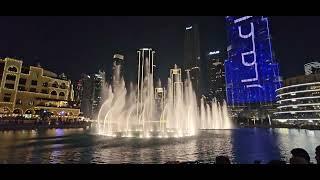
[{"left": 0, "top": 16, "right": 319, "bottom": 83}]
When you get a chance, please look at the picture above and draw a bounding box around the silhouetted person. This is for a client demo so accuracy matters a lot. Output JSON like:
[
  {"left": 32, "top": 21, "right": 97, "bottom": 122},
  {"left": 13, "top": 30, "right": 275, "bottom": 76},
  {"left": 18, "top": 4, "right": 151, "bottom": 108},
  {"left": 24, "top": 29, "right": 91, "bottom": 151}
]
[
  {"left": 268, "top": 160, "right": 286, "bottom": 164},
  {"left": 215, "top": 156, "right": 231, "bottom": 164},
  {"left": 316, "top": 145, "right": 320, "bottom": 164},
  {"left": 290, "top": 148, "right": 310, "bottom": 164}
]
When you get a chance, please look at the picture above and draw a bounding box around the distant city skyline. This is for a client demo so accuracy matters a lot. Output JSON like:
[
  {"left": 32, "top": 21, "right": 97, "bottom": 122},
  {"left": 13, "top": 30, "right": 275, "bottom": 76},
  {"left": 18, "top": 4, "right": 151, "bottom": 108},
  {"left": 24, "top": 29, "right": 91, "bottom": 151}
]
[{"left": 0, "top": 16, "right": 319, "bottom": 82}]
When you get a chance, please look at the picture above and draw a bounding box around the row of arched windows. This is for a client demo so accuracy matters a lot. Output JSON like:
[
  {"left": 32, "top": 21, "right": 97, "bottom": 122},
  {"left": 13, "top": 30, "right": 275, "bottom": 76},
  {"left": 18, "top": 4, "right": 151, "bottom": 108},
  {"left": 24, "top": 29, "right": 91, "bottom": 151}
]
[
  {"left": 6, "top": 66, "right": 68, "bottom": 89},
  {"left": 50, "top": 91, "right": 65, "bottom": 96}
]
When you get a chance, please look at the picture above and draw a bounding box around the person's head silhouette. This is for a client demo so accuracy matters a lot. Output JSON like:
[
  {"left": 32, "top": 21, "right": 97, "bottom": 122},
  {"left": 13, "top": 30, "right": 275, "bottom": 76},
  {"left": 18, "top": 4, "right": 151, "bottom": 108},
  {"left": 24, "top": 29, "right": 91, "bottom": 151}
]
[{"left": 290, "top": 148, "right": 310, "bottom": 164}]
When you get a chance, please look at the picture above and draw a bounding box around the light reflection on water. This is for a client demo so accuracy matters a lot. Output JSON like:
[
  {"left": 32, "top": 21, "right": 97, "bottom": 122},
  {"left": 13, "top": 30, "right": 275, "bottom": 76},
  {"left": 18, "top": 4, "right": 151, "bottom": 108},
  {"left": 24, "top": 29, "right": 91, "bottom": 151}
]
[{"left": 0, "top": 128, "right": 319, "bottom": 164}]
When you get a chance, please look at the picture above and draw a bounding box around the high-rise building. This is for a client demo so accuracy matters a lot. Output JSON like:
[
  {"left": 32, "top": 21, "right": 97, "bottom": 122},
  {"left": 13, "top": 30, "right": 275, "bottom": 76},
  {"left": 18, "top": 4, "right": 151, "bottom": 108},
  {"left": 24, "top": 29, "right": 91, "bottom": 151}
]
[
  {"left": 225, "top": 16, "right": 281, "bottom": 106},
  {"left": 78, "top": 74, "right": 93, "bottom": 118},
  {"left": 207, "top": 51, "right": 226, "bottom": 102},
  {"left": 91, "top": 70, "right": 105, "bottom": 118},
  {"left": 304, "top": 62, "right": 320, "bottom": 75},
  {"left": 78, "top": 70, "right": 105, "bottom": 119},
  {"left": 184, "top": 24, "right": 201, "bottom": 100}
]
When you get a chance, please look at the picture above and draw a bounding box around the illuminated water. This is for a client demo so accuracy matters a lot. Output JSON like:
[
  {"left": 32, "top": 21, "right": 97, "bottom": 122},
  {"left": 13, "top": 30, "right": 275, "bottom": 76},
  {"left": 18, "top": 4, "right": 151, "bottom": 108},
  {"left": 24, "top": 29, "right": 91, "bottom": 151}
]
[
  {"left": 97, "top": 63, "right": 232, "bottom": 138},
  {"left": 0, "top": 128, "right": 319, "bottom": 164}
]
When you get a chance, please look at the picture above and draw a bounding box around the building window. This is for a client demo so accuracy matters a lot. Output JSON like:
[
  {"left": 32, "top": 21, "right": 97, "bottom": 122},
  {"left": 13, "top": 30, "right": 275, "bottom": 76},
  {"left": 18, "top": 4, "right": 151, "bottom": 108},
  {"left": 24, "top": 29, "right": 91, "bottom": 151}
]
[
  {"left": 13, "top": 109, "right": 22, "bottom": 114},
  {"left": 3, "top": 97, "right": 10, "bottom": 102},
  {"left": 51, "top": 91, "right": 57, "bottom": 95},
  {"left": 8, "top": 66, "right": 18, "bottom": 72},
  {"left": 19, "top": 78, "right": 27, "bottom": 85},
  {"left": 25, "top": 110, "right": 33, "bottom": 114},
  {"left": 60, "top": 83, "right": 67, "bottom": 89},
  {"left": 21, "top": 67, "right": 30, "bottom": 74},
  {"left": 30, "top": 88, "right": 37, "bottom": 92},
  {"left": 59, "top": 92, "right": 65, "bottom": 96},
  {"left": 6, "top": 74, "right": 16, "bottom": 81},
  {"left": 41, "top": 89, "right": 49, "bottom": 94},
  {"left": 16, "top": 99, "right": 22, "bottom": 105},
  {"left": 4, "top": 83, "right": 14, "bottom": 89},
  {"left": 43, "top": 82, "right": 48, "bottom": 87},
  {"left": 31, "top": 80, "right": 38, "bottom": 86},
  {"left": 52, "top": 82, "right": 58, "bottom": 88},
  {"left": 18, "top": 86, "right": 26, "bottom": 91}
]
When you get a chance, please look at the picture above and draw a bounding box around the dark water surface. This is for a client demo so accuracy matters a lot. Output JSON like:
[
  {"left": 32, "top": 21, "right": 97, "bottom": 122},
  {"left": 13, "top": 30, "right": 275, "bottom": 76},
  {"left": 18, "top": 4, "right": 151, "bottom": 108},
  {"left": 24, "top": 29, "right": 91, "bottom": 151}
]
[{"left": 0, "top": 128, "right": 319, "bottom": 164}]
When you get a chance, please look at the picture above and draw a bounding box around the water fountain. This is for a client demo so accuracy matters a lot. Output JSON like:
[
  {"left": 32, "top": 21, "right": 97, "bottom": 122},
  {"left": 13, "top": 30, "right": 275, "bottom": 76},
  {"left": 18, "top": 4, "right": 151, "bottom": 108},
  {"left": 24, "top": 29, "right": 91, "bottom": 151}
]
[{"left": 96, "top": 52, "right": 232, "bottom": 138}]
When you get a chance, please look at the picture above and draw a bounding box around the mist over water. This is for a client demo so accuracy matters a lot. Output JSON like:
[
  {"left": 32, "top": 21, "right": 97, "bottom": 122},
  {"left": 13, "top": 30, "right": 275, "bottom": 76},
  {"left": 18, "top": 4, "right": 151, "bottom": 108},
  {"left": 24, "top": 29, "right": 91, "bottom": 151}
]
[{"left": 97, "top": 58, "right": 232, "bottom": 138}]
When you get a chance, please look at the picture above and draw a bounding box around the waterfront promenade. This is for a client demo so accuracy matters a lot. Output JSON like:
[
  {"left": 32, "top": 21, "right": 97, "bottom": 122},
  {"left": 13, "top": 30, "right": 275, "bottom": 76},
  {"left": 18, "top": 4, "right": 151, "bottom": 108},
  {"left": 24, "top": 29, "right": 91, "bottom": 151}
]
[{"left": 0, "top": 118, "right": 91, "bottom": 130}]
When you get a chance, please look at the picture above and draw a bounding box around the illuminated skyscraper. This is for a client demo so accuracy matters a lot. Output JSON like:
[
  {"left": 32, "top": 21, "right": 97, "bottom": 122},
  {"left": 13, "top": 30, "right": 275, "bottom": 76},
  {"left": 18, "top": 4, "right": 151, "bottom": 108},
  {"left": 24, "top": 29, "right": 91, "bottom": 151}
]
[
  {"left": 78, "top": 70, "right": 105, "bottom": 119},
  {"left": 207, "top": 51, "right": 226, "bottom": 102},
  {"left": 92, "top": 70, "right": 105, "bottom": 118},
  {"left": 78, "top": 74, "right": 92, "bottom": 118},
  {"left": 184, "top": 24, "right": 201, "bottom": 100},
  {"left": 225, "top": 16, "right": 281, "bottom": 106}
]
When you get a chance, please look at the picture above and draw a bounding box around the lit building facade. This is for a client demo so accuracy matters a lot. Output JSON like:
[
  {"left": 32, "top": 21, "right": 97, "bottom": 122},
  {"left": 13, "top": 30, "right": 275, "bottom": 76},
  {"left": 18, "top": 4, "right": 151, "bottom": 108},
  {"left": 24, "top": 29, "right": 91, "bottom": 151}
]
[
  {"left": 274, "top": 74, "right": 320, "bottom": 122},
  {"left": 91, "top": 71, "right": 105, "bottom": 118},
  {"left": 184, "top": 25, "right": 201, "bottom": 99},
  {"left": 0, "top": 57, "right": 80, "bottom": 119},
  {"left": 207, "top": 51, "right": 226, "bottom": 102},
  {"left": 225, "top": 16, "right": 281, "bottom": 106},
  {"left": 78, "top": 70, "right": 105, "bottom": 119},
  {"left": 304, "top": 62, "right": 320, "bottom": 75}
]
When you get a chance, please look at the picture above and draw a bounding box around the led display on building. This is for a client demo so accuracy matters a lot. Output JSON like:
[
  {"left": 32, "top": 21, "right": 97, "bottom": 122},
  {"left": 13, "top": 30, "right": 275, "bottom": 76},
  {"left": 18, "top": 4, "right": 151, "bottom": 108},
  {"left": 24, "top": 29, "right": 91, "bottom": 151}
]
[{"left": 225, "top": 16, "right": 281, "bottom": 105}]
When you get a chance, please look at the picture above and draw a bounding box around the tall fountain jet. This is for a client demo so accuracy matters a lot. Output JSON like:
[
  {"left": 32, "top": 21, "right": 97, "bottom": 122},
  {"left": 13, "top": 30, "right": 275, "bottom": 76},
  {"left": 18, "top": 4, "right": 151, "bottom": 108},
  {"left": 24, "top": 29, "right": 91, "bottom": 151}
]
[
  {"left": 136, "top": 48, "right": 156, "bottom": 132},
  {"left": 97, "top": 49, "right": 233, "bottom": 138}
]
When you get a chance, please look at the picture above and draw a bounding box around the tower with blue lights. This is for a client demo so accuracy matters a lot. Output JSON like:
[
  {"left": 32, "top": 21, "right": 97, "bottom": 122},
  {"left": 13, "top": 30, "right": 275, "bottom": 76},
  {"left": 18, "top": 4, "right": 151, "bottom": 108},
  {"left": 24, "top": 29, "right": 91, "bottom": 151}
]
[{"left": 225, "top": 16, "right": 281, "bottom": 106}]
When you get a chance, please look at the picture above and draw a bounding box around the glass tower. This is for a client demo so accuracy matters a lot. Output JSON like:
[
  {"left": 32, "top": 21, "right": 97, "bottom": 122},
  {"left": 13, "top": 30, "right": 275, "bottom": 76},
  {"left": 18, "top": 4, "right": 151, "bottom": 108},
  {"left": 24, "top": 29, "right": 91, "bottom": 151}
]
[{"left": 225, "top": 16, "right": 281, "bottom": 105}]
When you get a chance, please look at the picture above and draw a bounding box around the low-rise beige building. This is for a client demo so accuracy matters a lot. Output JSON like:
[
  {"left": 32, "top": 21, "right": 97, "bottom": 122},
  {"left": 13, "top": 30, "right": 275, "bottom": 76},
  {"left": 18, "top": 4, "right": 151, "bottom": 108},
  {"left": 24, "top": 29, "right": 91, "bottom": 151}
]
[{"left": 0, "top": 57, "right": 80, "bottom": 120}]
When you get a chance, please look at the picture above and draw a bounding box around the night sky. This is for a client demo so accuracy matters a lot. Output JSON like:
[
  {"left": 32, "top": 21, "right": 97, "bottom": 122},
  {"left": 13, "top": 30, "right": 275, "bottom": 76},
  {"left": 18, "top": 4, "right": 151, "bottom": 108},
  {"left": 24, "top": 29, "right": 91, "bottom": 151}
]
[{"left": 0, "top": 16, "right": 320, "bottom": 83}]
